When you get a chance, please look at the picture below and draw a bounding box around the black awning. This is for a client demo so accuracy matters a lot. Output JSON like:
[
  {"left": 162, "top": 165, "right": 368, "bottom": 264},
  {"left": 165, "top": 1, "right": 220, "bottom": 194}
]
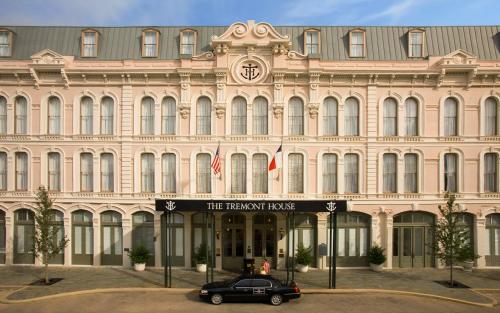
[{"left": 155, "top": 198, "right": 347, "bottom": 213}]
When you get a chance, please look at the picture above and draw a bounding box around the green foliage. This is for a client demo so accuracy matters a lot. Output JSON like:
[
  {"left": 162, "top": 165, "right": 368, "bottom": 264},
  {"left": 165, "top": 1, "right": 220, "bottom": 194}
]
[
  {"left": 367, "top": 244, "right": 386, "bottom": 265},
  {"left": 128, "top": 245, "right": 150, "bottom": 264},
  {"left": 193, "top": 241, "right": 211, "bottom": 265},
  {"left": 33, "top": 186, "right": 69, "bottom": 284},
  {"left": 295, "top": 243, "right": 313, "bottom": 266},
  {"left": 455, "top": 245, "right": 480, "bottom": 263}
]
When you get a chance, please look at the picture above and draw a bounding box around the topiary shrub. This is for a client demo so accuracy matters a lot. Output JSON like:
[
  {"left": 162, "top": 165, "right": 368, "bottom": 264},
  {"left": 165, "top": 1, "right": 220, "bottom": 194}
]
[
  {"left": 129, "top": 245, "right": 150, "bottom": 264},
  {"left": 295, "top": 243, "right": 313, "bottom": 266},
  {"left": 367, "top": 244, "right": 386, "bottom": 265}
]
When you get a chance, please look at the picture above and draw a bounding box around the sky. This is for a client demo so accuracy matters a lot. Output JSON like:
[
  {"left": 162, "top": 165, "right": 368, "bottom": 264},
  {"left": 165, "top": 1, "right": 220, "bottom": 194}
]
[{"left": 0, "top": 0, "right": 499, "bottom": 26}]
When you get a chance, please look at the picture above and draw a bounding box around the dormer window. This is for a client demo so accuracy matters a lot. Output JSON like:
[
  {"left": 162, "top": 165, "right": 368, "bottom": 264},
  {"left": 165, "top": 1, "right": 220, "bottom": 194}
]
[
  {"left": 142, "top": 29, "right": 159, "bottom": 57},
  {"left": 0, "top": 29, "right": 12, "bottom": 57},
  {"left": 304, "top": 29, "right": 320, "bottom": 55},
  {"left": 408, "top": 30, "right": 424, "bottom": 58},
  {"left": 180, "top": 30, "right": 196, "bottom": 55},
  {"left": 81, "top": 30, "right": 98, "bottom": 57},
  {"left": 349, "top": 30, "right": 365, "bottom": 58}
]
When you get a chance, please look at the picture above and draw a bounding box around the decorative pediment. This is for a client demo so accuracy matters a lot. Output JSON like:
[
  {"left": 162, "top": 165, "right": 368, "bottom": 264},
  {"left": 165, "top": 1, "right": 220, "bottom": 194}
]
[
  {"left": 211, "top": 20, "right": 291, "bottom": 54},
  {"left": 31, "top": 49, "right": 65, "bottom": 67},
  {"left": 440, "top": 49, "right": 477, "bottom": 67}
]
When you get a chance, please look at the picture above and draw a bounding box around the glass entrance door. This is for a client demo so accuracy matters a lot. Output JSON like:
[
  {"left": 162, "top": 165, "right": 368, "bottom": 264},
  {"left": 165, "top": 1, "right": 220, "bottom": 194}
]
[
  {"left": 222, "top": 213, "right": 245, "bottom": 271},
  {"left": 393, "top": 212, "right": 434, "bottom": 268},
  {"left": 14, "top": 209, "right": 35, "bottom": 264},
  {"left": 101, "top": 211, "right": 123, "bottom": 266},
  {"left": 72, "top": 210, "right": 93, "bottom": 265},
  {"left": 253, "top": 214, "right": 276, "bottom": 269}
]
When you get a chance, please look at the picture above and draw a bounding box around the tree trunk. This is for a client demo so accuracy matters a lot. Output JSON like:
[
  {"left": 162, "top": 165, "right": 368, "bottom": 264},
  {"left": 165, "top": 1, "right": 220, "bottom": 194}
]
[
  {"left": 450, "top": 254, "right": 454, "bottom": 288},
  {"left": 44, "top": 253, "right": 49, "bottom": 285}
]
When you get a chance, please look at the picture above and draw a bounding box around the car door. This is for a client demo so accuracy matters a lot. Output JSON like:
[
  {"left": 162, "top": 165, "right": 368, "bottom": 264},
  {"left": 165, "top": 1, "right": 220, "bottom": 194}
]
[
  {"left": 230, "top": 279, "right": 254, "bottom": 302},
  {"left": 251, "top": 279, "right": 273, "bottom": 301}
]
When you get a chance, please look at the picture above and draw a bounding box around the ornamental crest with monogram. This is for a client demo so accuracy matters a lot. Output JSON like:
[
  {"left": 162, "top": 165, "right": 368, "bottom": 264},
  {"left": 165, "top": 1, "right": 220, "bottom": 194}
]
[
  {"left": 231, "top": 55, "right": 269, "bottom": 84},
  {"left": 240, "top": 62, "right": 260, "bottom": 81}
]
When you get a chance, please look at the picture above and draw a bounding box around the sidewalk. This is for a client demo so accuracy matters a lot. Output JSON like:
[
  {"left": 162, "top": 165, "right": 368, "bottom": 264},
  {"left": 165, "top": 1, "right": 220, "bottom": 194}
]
[{"left": 0, "top": 266, "right": 499, "bottom": 306}]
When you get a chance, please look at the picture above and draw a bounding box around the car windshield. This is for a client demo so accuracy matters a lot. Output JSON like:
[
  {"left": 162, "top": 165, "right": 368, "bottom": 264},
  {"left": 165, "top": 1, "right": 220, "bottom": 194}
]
[{"left": 224, "top": 277, "right": 241, "bottom": 286}]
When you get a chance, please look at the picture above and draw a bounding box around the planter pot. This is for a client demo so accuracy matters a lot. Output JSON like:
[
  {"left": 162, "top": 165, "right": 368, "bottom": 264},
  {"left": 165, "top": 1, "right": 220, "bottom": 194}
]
[
  {"left": 369, "top": 263, "right": 383, "bottom": 272},
  {"left": 196, "top": 263, "right": 207, "bottom": 273},
  {"left": 134, "top": 263, "right": 146, "bottom": 272},
  {"left": 462, "top": 261, "right": 474, "bottom": 272},
  {"left": 296, "top": 264, "right": 309, "bottom": 273}
]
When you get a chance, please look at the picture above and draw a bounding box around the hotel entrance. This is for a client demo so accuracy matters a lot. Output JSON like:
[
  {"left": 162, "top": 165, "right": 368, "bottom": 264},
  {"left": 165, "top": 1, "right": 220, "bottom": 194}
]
[
  {"left": 253, "top": 214, "right": 277, "bottom": 269},
  {"left": 221, "top": 213, "right": 245, "bottom": 271}
]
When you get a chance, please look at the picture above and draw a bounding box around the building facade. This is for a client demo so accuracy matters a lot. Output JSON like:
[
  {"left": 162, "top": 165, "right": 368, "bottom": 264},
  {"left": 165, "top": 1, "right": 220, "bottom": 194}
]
[{"left": 0, "top": 21, "right": 499, "bottom": 270}]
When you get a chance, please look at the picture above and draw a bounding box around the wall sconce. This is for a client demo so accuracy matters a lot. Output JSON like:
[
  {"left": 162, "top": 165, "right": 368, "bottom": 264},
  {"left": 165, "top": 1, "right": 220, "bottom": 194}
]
[
  {"left": 279, "top": 228, "right": 285, "bottom": 240},
  {"left": 216, "top": 231, "right": 220, "bottom": 240}
]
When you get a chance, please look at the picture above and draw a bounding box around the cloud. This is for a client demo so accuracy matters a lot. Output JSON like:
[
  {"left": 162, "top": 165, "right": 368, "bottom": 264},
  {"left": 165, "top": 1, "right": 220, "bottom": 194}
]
[
  {"left": 283, "top": 0, "right": 369, "bottom": 21},
  {"left": 360, "top": 0, "right": 419, "bottom": 23}
]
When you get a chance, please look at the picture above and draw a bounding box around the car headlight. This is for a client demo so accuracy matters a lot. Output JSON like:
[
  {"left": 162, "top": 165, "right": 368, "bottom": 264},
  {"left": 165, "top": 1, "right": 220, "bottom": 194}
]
[{"left": 200, "top": 289, "right": 208, "bottom": 295}]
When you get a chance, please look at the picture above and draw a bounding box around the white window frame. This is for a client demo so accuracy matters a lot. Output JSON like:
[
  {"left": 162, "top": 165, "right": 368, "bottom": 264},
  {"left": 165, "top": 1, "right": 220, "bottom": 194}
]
[
  {"left": 0, "top": 30, "right": 12, "bottom": 57},
  {"left": 142, "top": 29, "right": 159, "bottom": 57},
  {"left": 304, "top": 29, "right": 320, "bottom": 55},
  {"left": 349, "top": 30, "right": 365, "bottom": 58},
  {"left": 408, "top": 30, "right": 424, "bottom": 58},
  {"left": 180, "top": 30, "right": 196, "bottom": 55},
  {"left": 81, "top": 30, "right": 98, "bottom": 57}
]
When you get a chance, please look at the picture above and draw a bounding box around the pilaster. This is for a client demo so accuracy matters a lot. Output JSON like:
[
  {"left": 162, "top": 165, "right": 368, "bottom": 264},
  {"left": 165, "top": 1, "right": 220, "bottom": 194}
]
[{"left": 366, "top": 85, "right": 378, "bottom": 195}]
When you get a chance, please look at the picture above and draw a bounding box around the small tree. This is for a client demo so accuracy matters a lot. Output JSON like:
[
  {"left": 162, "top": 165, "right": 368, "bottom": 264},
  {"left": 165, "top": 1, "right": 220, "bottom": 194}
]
[
  {"left": 432, "top": 192, "right": 471, "bottom": 287},
  {"left": 33, "top": 186, "right": 69, "bottom": 284}
]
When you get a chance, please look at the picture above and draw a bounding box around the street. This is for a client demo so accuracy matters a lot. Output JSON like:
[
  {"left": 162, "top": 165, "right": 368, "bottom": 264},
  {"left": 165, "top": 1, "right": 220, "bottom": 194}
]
[{"left": 1, "top": 292, "right": 498, "bottom": 313}]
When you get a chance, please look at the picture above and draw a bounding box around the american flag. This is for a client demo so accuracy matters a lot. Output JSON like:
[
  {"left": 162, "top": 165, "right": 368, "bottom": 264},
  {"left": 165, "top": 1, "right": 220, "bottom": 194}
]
[{"left": 211, "top": 144, "right": 221, "bottom": 175}]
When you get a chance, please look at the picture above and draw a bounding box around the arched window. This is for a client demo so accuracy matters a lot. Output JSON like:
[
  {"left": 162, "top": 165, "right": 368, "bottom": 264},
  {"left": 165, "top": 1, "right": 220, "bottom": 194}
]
[
  {"left": 288, "top": 153, "right": 304, "bottom": 193},
  {"left": 141, "top": 97, "right": 155, "bottom": 135},
  {"left": 196, "top": 153, "right": 211, "bottom": 193},
  {"left": 444, "top": 153, "right": 458, "bottom": 192},
  {"left": 485, "top": 97, "right": 498, "bottom": 136},
  {"left": 162, "top": 153, "right": 176, "bottom": 193},
  {"left": 80, "top": 153, "right": 93, "bottom": 192},
  {"left": 383, "top": 153, "right": 397, "bottom": 193},
  {"left": 252, "top": 154, "right": 268, "bottom": 194},
  {"left": 231, "top": 154, "right": 246, "bottom": 193},
  {"left": 323, "top": 97, "right": 338, "bottom": 136},
  {"left": 161, "top": 97, "right": 176, "bottom": 135},
  {"left": 100, "top": 96, "right": 114, "bottom": 135},
  {"left": 48, "top": 96, "right": 61, "bottom": 135},
  {"left": 80, "top": 96, "right": 93, "bottom": 135},
  {"left": 48, "top": 152, "right": 61, "bottom": 191},
  {"left": 344, "top": 153, "right": 359, "bottom": 193},
  {"left": 196, "top": 97, "right": 211, "bottom": 135},
  {"left": 404, "top": 153, "right": 418, "bottom": 193},
  {"left": 383, "top": 98, "right": 398, "bottom": 136},
  {"left": 485, "top": 153, "right": 498, "bottom": 192},
  {"left": 405, "top": 97, "right": 418, "bottom": 136},
  {"left": 288, "top": 97, "right": 304, "bottom": 136},
  {"left": 0, "top": 152, "right": 6, "bottom": 191},
  {"left": 141, "top": 153, "right": 155, "bottom": 193},
  {"left": 72, "top": 210, "right": 93, "bottom": 265},
  {"left": 344, "top": 97, "right": 359, "bottom": 136},
  {"left": 231, "top": 97, "right": 247, "bottom": 135},
  {"left": 101, "top": 211, "right": 122, "bottom": 265},
  {"left": 14, "top": 96, "right": 27, "bottom": 134},
  {"left": 100, "top": 153, "right": 114, "bottom": 192},
  {"left": 253, "top": 97, "right": 268, "bottom": 135},
  {"left": 323, "top": 153, "right": 337, "bottom": 193},
  {"left": 0, "top": 96, "right": 6, "bottom": 134},
  {"left": 14, "top": 209, "right": 35, "bottom": 264},
  {"left": 132, "top": 212, "right": 155, "bottom": 266},
  {"left": 15, "top": 152, "right": 28, "bottom": 191},
  {"left": 328, "top": 212, "right": 370, "bottom": 266},
  {"left": 444, "top": 98, "right": 458, "bottom": 136}
]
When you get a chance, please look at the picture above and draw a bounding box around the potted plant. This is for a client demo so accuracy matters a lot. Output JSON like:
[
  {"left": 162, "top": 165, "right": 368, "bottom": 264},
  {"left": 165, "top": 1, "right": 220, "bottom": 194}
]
[
  {"left": 368, "top": 244, "right": 386, "bottom": 272},
  {"left": 194, "top": 241, "right": 209, "bottom": 273},
  {"left": 129, "top": 245, "right": 150, "bottom": 271},
  {"left": 295, "top": 243, "right": 313, "bottom": 273},
  {"left": 456, "top": 245, "right": 480, "bottom": 272}
]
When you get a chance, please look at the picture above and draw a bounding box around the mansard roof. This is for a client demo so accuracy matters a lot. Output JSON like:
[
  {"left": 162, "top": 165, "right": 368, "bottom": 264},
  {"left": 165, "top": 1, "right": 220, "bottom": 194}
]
[{"left": 1, "top": 24, "right": 499, "bottom": 61}]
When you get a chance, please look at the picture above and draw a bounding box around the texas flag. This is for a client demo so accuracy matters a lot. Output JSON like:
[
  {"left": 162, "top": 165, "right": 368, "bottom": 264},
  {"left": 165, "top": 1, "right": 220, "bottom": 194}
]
[{"left": 268, "top": 144, "right": 282, "bottom": 171}]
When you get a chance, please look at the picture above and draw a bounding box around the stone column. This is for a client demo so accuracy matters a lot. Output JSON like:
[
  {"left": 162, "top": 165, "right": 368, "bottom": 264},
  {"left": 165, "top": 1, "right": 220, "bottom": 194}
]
[
  {"left": 476, "top": 217, "right": 487, "bottom": 268},
  {"left": 317, "top": 214, "right": 327, "bottom": 270},
  {"left": 385, "top": 215, "right": 393, "bottom": 269},
  {"left": 5, "top": 213, "right": 12, "bottom": 265},
  {"left": 93, "top": 216, "right": 101, "bottom": 266},
  {"left": 64, "top": 216, "right": 71, "bottom": 266},
  {"left": 154, "top": 212, "right": 162, "bottom": 267},
  {"left": 120, "top": 84, "right": 133, "bottom": 194},
  {"left": 122, "top": 217, "right": 132, "bottom": 267}
]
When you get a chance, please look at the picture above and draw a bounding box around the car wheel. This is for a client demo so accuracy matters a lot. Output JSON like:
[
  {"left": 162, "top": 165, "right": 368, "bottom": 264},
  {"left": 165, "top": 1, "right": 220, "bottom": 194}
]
[
  {"left": 210, "top": 293, "right": 223, "bottom": 305},
  {"left": 270, "top": 294, "right": 283, "bottom": 306}
]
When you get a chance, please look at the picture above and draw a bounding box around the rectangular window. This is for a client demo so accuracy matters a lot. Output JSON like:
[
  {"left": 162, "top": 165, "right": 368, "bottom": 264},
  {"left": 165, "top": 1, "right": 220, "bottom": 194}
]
[
  {"left": 337, "top": 228, "right": 345, "bottom": 257},
  {"left": 444, "top": 153, "right": 458, "bottom": 192},
  {"left": 231, "top": 97, "right": 247, "bottom": 135},
  {"left": 348, "top": 228, "right": 356, "bottom": 256},
  {"left": 252, "top": 154, "right": 268, "bottom": 194},
  {"left": 344, "top": 154, "right": 359, "bottom": 193},
  {"left": 15, "top": 152, "right": 28, "bottom": 191},
  {"left": 161, "top": 97, "right": 176, "bottom": 135},
  {"left": 359, "top": 228, "right": 368, "bottom": 256},
  {"left": 350, "top": 31, "right": 365, "bottom": 57},
  {"left": 0, "top": 152, "right": 6, "bottom": 190},
  {"left": 288, "top": 153, "right": 304, "bottom": 193},
  {"left": 82, "top": 31, "right": 97, "bottom": 57},
  {"left": 0, "top": 97, "right": 6, "bottom": 134},
  {"left": 180, "top": 31, "right": 195, "bottom": 55},
  {"left": 409, "top": 31, "right": 423, "bottom": 57},
  {"left": 485, "top": 97, "right": 498, "bottom": 136},
  {"left": 80, "top": 153, "right": 93, "bottom": 192},
  {"left": 141, "top": 98, "right": 155, "bottom": 135},
  {"left": 231, "top": 154, "right": 247, "bottom": 194},
  {"left": 383, "top": 154, "right": 397, "bottom": 193},
  {"left": 80, "top": 97, "right": 93, "bottom": 135},
  {"left": 305, "top": 31, "right": 319, "bottom": 55},
  {"left": 15, "top": 97, "right": 27, "bottom": 134},
  {"left": 48, "top": 153, "right": 61, "bottom": 191},
  {"left": 323, "top": 154, "right": 337, "bottom": 193},
  {"left": 101, "top": 153, "right": 114, "bottom": 192},
  {"left": 141, "top": 153, "right": 155, "bottom": 193},
  {"left": 405, "top": 98, "right": 418, "bottom": 136},
  {"left": 142, "top": 31, "right": 158, "bottom": 57},
  {"left": 404, "top": 154, "right": 418, "bottom": 193},
  {"left": 162, "top": 153, "right": 176, "bottom": 193},
  {"left": 48, "top": 97, "right": 61, "bottom": 135},
  {"left": 253, "top": 97, "right": 268, "bottom": 135},
  {"left": 0, "top": 31, "right": 11, "bottom": 57},
  {"left": 196, "top": 154, "right": 211, "bottom": 193},
  {"left": 100, "top": 97, "right": 114, "bottom": 135},
  {"left": 485, "top": 153, "right": 498, "bottom": 192}
]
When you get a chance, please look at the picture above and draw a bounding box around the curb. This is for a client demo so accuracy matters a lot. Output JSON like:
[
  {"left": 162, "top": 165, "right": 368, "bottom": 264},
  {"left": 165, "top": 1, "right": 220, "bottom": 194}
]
[{"left": 0, "top": 287, "right": 496, "bottom": 307}]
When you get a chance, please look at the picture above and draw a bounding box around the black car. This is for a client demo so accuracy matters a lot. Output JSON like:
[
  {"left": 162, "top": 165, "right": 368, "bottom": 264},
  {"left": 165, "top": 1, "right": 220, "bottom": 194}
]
[{"left": 199, "top": 274, "right": 301, "bottom": 306}]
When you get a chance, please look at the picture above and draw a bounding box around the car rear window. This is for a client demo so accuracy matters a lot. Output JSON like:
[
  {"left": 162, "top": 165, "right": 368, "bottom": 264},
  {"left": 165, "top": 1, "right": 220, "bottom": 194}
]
[{"left": 234, "top": 279, "right": 253, "bottom": 288}]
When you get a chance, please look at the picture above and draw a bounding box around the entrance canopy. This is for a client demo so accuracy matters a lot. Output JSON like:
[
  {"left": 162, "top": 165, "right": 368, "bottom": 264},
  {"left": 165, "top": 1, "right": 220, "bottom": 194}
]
[{"left": 155, "top": 199, "right": 347, "bottom": 213}]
